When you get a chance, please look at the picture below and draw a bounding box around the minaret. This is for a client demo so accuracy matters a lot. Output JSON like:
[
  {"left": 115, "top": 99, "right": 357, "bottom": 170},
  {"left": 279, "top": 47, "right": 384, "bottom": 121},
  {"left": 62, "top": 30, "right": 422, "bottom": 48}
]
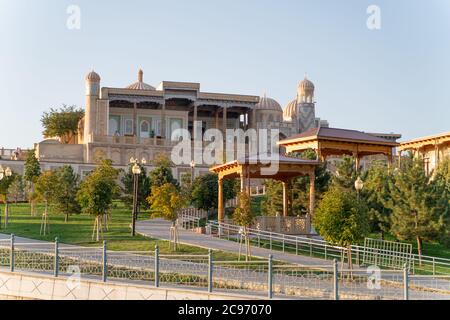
[
  {"left": 296, "top": 74, "right": 316, "bottom": 132},
  {"left": 84, "top": 70, "right": 101, "bottom": 143}
]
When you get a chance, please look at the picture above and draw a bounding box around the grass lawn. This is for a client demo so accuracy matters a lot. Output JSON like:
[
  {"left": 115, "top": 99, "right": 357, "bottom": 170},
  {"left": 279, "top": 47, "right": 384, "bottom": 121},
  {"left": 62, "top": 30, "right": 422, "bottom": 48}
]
[{"left": 0, "top": 201, "right": 247, "bottom": 260}]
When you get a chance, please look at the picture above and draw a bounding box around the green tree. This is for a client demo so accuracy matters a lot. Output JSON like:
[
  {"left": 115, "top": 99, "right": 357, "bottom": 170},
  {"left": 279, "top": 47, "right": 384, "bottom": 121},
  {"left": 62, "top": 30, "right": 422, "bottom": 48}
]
[
  {"left": 77, "top": 160, "right": 119, "bottom": 241},
  {"left": 233, "top": 192, "right": 255, "bottom": 261},
  {"left": 260, "top": 180, "right": 283, "bottom": 216},
  {"left": 190, "top": 173, "right": 236, "bottom": 211},
  {"left": 35, "top": 170, "right": 59, "bottom": 235},
  {"left": 314, "top": 186, "right": 369, "bottom": 247},
  {"left": 54, "top": 165, "right": 81, "bottom": 222},
  {"left": 24, "top": 150, "right": 41, "bottom": 216},
  {"left": 261, "top": 149, "right": 331, "bottom": 216},
  {"left": 0, "top": 171, "right": 16, "bottom": 227},
  {"left": 121, "top": 163, "right": 151, "bottom": 213},
  {"left": 384, "top": 158, "right": 448, "bottom": 257},
  {"left": 41, "top": 105, "right": 84, "bottom": 143},
  {"left": 147, "top": 183, "right": 186, "bottom": 250},
  {"left": 433, "top": 157, "right": 450, "bottom": 245},
  {"left": 8, "top": 174, "right": 25, "bottom": 203},
  {"left": 149, "top": 154, "right": 178, "bottom": 189},
  {"left": 331, "top": 155, "right": 361, "bottom": 190},
  {"left": 364, "top": 161, "right": 394, "bottom": 238}
]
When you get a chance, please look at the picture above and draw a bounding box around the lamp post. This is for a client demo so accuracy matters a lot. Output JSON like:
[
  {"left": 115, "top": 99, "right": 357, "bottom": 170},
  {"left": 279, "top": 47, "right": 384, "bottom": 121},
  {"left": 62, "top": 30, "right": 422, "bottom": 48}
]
[
  {"left": 130, "top": 157, "right": 146, "bottom": 236},
  {"left": 0, "top": 166, "right": 12, "bottom": 229},
  {"left": 190, "top": 160, "right": 196, "bottom": 185},
  {"left": 354, "top": 176, "right": 364, "bottom": 201}
]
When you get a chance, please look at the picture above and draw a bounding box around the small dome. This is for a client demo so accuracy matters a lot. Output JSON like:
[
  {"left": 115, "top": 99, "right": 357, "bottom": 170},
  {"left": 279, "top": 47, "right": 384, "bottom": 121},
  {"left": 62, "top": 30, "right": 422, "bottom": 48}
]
[
  {"left": 255, "top": 95, "right": 282, "bottom": 112},
  {"left": 299, "top": 78, "right": 315, "bottom": 91},
  {"left": 283, "top": 99, "right": 297, "bottom": 121},
  {"left": 126, "top": 69, "right": 155, "bottom": 90},
  {"left": 85, "top": 70, "right": 101, "bottom": 82}
]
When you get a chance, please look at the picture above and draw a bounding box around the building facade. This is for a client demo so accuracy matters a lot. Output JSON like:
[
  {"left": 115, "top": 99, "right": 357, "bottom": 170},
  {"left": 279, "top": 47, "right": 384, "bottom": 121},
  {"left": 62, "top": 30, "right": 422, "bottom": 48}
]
[{"left": 31, "top": 70, "right": 330, "bottom": 179}]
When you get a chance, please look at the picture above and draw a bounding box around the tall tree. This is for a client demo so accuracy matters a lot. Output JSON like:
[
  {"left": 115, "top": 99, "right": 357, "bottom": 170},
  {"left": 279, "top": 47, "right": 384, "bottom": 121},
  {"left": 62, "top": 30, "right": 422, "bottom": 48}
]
[
  {"left": 54, "top": 165, "right": 81, "bottom": 222},
  {"left": 77, "top": 160, "right": 119, "bottom": 241},
  {"left": 384, "top": 158, "right": 447, "bottom": 257},
  {"left": 364, "top": 160, "right": 394, "bottom": 238},
  {"left": 433, "top": 158, "right": 450, "bottom": 245},
  {"left": 24, "top": 150, "right": 41, "bottom": 216},
  {"left": 41, "top": 105, "right": 84, "bottom": 143},
  {"left": 121, "top": 163, "right": 151, "bottom": 213}
]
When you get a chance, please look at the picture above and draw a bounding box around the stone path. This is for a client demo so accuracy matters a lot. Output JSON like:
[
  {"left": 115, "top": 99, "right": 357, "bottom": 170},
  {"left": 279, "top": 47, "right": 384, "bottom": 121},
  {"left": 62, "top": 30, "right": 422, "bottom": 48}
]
[{"left": 136, "top": 219, "right": 341, "bottom": 266}]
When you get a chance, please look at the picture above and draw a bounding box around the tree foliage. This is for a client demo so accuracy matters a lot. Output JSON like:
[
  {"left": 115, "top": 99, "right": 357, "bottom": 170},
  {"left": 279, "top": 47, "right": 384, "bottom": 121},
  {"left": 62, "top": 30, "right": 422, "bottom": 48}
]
[
  {"left": 363, "top": 161, "right": 394, "bottom": 236},
  {"left": 190, "top": 173, "right": 237, "bottom": 211},
  {"left": 77, "top": 160, "right": 119, "bottom": 217},
  {"left": 24, "top": 150, "right": 41, "bottom": 183},
  {"left": 7, "top": 174, "right": 25, "bottom": 203},
  {"left": 149, "top": 154, "right": 178, "bottom": 189},
  {"left": 314, "top": 186, "right": 369, "bottom": 246},
  {"left": 41, "top": 105, "right": 84, "bottom": 143},
  {"left": 261, "top": 149, "right": 331, "bottom": 216},
  {"left": 383, "top": 158, "right": 448, "bottom": 256},
  {"left": 147, "top": 183, "right": 186, "bottom": 222},
  {"left": 34, "top": 171, "right": 59, "bottom": 206},
  {"left": 232, "top": 192, "right": 254, "bottom": 227},
  {"left": 54, "top": 165, "right": 81, "bottom": 222},
  {"left": 121, "top": 163, "right": 151, "bottom": 211}
]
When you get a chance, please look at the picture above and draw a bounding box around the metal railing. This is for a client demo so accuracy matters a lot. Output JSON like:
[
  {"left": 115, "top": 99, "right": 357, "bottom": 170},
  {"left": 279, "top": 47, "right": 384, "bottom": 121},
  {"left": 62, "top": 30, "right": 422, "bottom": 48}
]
[
  {"left": 206, "top": 221, "right": 450, "bottom": 276},
  {"left": 0, "top": 235, "right": 449, "bottom": 300}
]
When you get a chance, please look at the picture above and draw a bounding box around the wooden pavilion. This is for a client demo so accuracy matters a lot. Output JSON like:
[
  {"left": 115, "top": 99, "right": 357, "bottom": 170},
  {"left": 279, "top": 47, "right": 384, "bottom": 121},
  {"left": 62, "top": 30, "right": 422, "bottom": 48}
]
[
  {"left": 278, "top": 127, "right": 399, "bottom": 168},
  {"left": 209, "top": 154, "right": 320, "bottom": 233}
]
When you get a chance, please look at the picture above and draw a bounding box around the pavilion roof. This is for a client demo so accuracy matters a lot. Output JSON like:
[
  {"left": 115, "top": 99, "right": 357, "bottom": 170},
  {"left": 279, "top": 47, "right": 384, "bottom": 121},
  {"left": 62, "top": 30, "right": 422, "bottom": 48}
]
[
  {"left": 278, "top": 127, "right": 399, "bottom": 147},
  {"left": 209, "top": 154, "right": 319, "bottom": 180}
]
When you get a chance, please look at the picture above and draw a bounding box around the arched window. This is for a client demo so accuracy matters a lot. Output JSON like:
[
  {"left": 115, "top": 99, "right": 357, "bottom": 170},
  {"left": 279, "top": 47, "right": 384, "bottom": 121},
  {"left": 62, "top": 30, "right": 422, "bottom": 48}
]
[{"left": 140, "top": 120, "right": 150, "bottom": 138}]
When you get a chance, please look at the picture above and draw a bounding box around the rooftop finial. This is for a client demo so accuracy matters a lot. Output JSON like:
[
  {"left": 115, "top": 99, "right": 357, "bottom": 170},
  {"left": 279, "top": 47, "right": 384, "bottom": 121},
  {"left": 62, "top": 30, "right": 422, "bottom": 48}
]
[
  {"left": 138, "top": 69, "right": 143, "bottom": 82},
  {"left": 304, "top": 72, "right": 308, "bottom": 79}
]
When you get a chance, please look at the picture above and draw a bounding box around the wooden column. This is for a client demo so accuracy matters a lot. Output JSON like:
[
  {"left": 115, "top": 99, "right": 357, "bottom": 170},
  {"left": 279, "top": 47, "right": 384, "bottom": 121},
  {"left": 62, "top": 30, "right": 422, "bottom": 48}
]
[
  {"left": 240, "top": 170, "right": 245, "bottom": 193},
  {"left": 222, "top": 105, "right": 228, "bottom": 134},
  {"left": 282, "top": 181, "right": 288, "bottom": 217},
  {"left": 218, "top": 177, "right": 224, "bottom": 222},
  {"left": 133, "top": 102, "right": 138, "bottom": 138},
  {"left": 308, "top": 170, "right": 315, "bottom": 234},
  {"left": 193, "top": 103, "right": 198, "bottom": 140},
  {"left": 161, "top": 101, "right": 167, "bottom": 140}
]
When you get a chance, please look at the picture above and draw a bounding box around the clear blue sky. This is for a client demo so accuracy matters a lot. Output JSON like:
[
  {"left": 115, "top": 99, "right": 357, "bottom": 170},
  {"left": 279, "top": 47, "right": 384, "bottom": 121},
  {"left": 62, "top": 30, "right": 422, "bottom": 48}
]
[{"left": 0, "top": 0, "right": 449, "bottom": 148}]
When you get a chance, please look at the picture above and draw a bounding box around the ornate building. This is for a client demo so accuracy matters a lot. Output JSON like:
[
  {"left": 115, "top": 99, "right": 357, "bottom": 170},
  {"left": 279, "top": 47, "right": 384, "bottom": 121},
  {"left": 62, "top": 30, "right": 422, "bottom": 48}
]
[{"left": 32, "top": 70, "right": 330, "bottom": 179}]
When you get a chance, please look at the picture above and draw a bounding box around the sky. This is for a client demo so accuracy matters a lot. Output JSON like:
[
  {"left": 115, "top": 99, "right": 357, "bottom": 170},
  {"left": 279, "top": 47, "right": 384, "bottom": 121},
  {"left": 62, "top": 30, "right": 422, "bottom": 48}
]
[{"left": 0, "top": 0, "right": 449, "bottom": 148}]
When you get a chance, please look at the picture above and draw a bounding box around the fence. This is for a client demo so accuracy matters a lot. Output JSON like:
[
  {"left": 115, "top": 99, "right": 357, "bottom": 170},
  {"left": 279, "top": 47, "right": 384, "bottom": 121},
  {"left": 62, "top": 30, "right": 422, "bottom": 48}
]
[
  {"left": 0, "top": 235, "right": 448, "bottom": 300},
  {"left": 206, "top": 221, "right": 450, "bottom": 276},
  {"left": 178, "top": 208, "right": 210, "bottom": 230}
]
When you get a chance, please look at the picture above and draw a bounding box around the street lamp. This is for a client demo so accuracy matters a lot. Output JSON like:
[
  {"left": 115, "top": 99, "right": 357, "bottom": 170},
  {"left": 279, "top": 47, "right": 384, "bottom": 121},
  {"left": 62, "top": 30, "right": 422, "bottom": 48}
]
[
  {"left": 190, "top": 160, "right": 196, "bottom": 185},
  {"left": 354, "top": 176, "right": 364, "bottom": 200},
  {"left": 130, "top": 157, "right": 146, "bottom": 236},
  {"left": 0, "top": 166, "right": 12, "bottom": 229}
]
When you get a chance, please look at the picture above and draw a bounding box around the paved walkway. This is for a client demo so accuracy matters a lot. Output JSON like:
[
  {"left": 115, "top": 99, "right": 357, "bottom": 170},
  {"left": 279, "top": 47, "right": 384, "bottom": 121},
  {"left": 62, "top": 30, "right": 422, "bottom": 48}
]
[{"left": 136, "top": 219, "right": 331, "bottom": 266}]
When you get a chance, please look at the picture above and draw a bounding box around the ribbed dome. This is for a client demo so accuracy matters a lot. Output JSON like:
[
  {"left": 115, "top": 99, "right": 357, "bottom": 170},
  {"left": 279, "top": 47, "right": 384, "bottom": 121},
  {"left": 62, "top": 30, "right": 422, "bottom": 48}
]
[
  {"left": 283, "top": 99, "right": 297, "bottom": 121},
  {"left": 255, "top": 95, "right": 282, "bottom": 112},
  {"left": 126, "top": 69, "right": 155, "bottom": 90},
  {"left": 85, "top": 70, "right": 101, "bottom": 82},
  {"left": 300, "top": 78, "right": 315, "bottom": 91}
]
